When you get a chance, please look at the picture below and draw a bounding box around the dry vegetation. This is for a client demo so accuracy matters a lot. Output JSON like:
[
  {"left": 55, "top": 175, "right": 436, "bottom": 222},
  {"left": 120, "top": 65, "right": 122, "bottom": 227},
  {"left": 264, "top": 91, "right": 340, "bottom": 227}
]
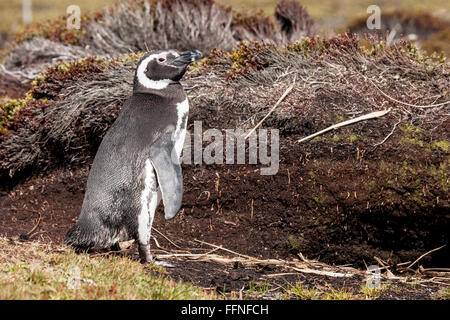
[
  {"left": 1, "top": 34, "right": 448, "bottom": 181},
  {"left": 0, "top": 237, "right": 213, "bottom": 299},
  {"left": 348, "top": 9, "right": 450, "bottom": 57},
  {"left": 1, "top": 0, "right": 315, "bottom": 82},
  {"left": 1, "top": 237, "right": 446, "bottom": 300}
]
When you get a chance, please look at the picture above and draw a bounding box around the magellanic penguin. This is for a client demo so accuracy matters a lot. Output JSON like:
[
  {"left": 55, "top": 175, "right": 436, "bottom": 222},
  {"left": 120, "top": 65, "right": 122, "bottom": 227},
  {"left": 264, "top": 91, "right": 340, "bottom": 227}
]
[{"left": 65, "top": 49, "right": 203, "bottom": 263}]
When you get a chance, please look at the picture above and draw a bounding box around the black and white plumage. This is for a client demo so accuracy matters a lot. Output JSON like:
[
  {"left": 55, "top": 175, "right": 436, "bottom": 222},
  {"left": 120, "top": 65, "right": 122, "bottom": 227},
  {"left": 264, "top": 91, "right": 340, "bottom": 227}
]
[{"left": 65, "top": 49, "right": 203, "bottom": 262}]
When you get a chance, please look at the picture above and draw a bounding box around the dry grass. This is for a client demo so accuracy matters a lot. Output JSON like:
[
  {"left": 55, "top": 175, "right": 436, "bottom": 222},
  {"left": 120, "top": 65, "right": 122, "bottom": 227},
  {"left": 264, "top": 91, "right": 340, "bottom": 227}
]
[
  {"left": 0, "top": 237, "right": 214, "bottom": 299},
  {"left": 0, "top": 0, "right": 113, "bottom": 35},
  {"left": 1, "top": 0, "right": 449, "bottom": 38},
  {"left": 2, "top": 34, "right": 449, "bottom": 179},
  {"left": 287, "top": 282, "right": 321, "bottom": 299}
]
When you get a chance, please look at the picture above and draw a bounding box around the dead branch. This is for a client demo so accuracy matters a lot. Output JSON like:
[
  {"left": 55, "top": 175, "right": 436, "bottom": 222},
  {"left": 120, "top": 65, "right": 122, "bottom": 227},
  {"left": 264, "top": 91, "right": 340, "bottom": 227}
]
[
  {"left": 297, "top": 108, "right": 392, "bottom": 143},
  {"left": 194, "top": 239, "right": 256, "bottom": 260},
  {"left": 363, "top": 75, "right": 450, "bottom": 109},
  {"left": 152, "top": 227, "right": 181, "bottom": 249},
  {"left": 244, "top": 78, "right": 295, "bottom": 139},
  {"left": 372, "top": 115, "right": 402, "bottom": 147},
  {"left": 407, "top": 245, "right": 446, "bottom": 269}
]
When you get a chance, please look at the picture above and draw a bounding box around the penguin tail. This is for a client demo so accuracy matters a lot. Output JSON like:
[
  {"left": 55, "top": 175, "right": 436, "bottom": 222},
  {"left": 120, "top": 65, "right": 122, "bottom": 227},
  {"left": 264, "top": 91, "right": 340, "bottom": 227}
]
[
  {"left": 64, "top": 223, "right": 92, "bottom": 253},
  {"left": 65, "top": 220, "right": 124, "bottom": 252}
]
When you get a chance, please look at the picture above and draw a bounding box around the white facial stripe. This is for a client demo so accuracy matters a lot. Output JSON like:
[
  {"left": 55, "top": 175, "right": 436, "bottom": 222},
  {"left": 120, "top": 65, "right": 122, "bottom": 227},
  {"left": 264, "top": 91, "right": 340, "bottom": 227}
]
[{"left": 137, "top": 54, "right": 174, "bottom": 90}]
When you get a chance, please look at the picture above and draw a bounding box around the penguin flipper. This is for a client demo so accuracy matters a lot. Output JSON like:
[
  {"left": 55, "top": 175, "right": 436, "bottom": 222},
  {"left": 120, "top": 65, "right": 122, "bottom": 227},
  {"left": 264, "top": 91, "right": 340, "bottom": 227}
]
[{"left": 149, "top": 135, "right": 183, "bottom": 220}]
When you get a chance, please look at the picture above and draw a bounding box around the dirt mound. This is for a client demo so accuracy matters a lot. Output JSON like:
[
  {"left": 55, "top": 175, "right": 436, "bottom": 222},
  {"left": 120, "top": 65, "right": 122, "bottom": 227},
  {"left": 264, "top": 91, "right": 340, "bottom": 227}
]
[
  {"left": 347, "top": 9, "right": 450, "bottom": 57},
  {"left": 0, "top": 0, "right": 315, "bottom": 91}
]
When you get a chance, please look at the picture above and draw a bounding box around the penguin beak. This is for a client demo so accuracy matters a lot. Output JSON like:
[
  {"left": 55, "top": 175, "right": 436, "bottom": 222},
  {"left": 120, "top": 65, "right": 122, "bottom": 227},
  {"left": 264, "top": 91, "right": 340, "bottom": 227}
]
[{"left": 172, "top": 50, "right": 203, "bottom": 67}]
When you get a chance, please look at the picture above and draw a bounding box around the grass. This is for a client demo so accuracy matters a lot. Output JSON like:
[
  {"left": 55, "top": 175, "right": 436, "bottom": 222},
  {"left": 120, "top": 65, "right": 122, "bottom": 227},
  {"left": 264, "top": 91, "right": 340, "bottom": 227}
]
[
  {"left": 1, "top": 0, "right": 449, "bottom": 37},
  {"left": 434, "top": 288, "right": 450, "bottom": 300},
  {"left": 360, "top": 283, "right": 393, "bottom": 299},
  {"left": 0, "top": 0, "right": 113, "bottom": 36},
  {"left": 287, "top": 282, "right": 320, "bottom": 300},
  {"left": 322, "top": 288, "right": 355, "bottom": 300},
  {"left": 247, "top": 281, "right": 271, "bottom": 295},
  {"left": 220, "top": 0, "right": 450, "bottom": 32},
  {"left": 0, "top": 237, "right": 214, "bottom": 300}
]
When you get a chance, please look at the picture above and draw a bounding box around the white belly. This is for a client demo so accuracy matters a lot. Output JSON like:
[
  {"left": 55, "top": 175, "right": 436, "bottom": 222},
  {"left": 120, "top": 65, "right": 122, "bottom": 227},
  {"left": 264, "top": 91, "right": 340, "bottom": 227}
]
[{"left": 137, "top": 159, "right": 159, "bottom": 245}]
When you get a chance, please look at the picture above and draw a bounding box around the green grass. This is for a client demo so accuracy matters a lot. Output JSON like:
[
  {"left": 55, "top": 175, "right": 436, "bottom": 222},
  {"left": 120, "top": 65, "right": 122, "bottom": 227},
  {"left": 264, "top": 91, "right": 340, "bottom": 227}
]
[
  {"left": 322, "top": 288, "right": 355, "bottom": 300},
  {"left": 247, "top": 281, "right": 270, "bottom": 295},
  {"left": 0, "top": 237, "right": 214, "bottom": 300},
  {"left": 287, "top": 282, "right": 320, "bottom": 300},
  {"left": 360, "top": 283, "right": 393, "bottom": 299}
]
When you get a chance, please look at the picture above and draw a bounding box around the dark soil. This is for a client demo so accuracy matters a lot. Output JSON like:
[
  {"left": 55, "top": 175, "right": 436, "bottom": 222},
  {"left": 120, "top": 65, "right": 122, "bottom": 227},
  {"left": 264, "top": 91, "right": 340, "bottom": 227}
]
[
  {"left": 0, "top": 154, "right": 447, "bottom": 299},
  {"left": 1, "top": 165, "right": 442, "bottom": 300}
]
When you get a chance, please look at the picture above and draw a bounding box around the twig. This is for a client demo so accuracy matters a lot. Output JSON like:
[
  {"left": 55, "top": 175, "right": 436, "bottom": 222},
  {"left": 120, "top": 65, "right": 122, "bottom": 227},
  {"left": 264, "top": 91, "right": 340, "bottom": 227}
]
[
  {"left": 363, "top": 75, "right": 450, "bottom": 109},
  {"left": 372, "top": 115, "right": 402, "bottom": 147},
  {"left": 244, "top": 79, "right": 295, "bottom": 139},
  {"left": 262, "top": 273, "right": 301, "bottom": 278},
  {"left": 192, "top": 247, "right": 222, "bottom": 260},
  {"left": 194, "top": 239, "right": 255, "bottom": 260},
  {"left": 297, "top": 252, "right": 309, "bottom": 263},
  {"left": 184, "top": 240, "right": 358, "bottom": 278},
  {"left": 23, "top": 211, "right": 42, "bottom": 238},
  {"left": 297, "top": 108, "right": 392, "bottom": 143},
  {"left": 374, "top": 256, "right": 395, "bottom": 278},
  {"left": 288, "top": 266, "right": 354, "bottom": 278},
  {"left": 152, "top": 227, "right": 181, "bottom": 249},
  {"left": 407, "top": 245, "right": 446, "bottom": 269},
  {"left": 420, "top": 268, "right": 450, "bottom": 272}
]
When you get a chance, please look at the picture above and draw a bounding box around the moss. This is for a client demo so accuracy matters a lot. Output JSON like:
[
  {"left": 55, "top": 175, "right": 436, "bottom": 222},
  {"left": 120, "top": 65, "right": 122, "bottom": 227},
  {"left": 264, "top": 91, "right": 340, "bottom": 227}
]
[
  {"left": 288, "top": 234, "right": 306, "bottom": 251},
  {"left": 226, "top": 41, "right": 270, "bottom": 78},
  {"left": 287, "top": 37, "right": 329, "bottom": 55},
  {"left": 348, "top": 134, "right": 358, "bottom": 142},
  {"left": 332, "top": 134, "right": 340, "bottom": 142},
  {"left": 374, "top": 153, "right": 448, "bottom": 207},
  {"left": 430, "top": 160, "right": 449, "bottom": 192},
  {"left": 431, "top": 140, "right": 449, "bottom": 153},
  {"left": 0, "top": 98, "right": 27, "bottom": 133},
  {"left": 313, "top": 193, "right": 327, "bottom": 206},
  {"left": 399, "top": 124, "right": 425, "bottom": 148},
  {"left": 15, "top": 14, "right": 87, "bottom": 46},
  {"left": 307, "top": 171, "right": 316, "bottom": 180},
  {"left": 1, "top": 55, "right": 129, "bottom": 136}
]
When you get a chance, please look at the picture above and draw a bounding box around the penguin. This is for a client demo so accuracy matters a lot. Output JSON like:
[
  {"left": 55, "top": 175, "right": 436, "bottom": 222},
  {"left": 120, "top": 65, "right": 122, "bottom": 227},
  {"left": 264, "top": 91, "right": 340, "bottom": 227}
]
[{"left": 65, "top": 49, "right": 203, "bottom": 263}]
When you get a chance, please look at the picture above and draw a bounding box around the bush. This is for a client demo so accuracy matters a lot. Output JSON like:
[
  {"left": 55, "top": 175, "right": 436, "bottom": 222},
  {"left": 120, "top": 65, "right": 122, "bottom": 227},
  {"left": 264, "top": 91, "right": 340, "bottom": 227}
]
[{"left": 1, "top": 0, "right": 316, "bottom": 82}]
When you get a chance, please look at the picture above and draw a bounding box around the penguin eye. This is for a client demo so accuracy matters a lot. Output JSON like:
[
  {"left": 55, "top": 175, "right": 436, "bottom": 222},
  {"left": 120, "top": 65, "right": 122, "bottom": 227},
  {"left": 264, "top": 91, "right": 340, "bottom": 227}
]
[{"left": 158, "top": 57, "right": 166, "bottom": 63}]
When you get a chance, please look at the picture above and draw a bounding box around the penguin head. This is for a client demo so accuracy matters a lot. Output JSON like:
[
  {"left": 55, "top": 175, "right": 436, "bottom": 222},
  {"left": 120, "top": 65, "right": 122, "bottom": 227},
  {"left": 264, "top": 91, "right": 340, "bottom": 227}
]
[{"left": 134, "top": 49, "right": 203, "bottom": 92}]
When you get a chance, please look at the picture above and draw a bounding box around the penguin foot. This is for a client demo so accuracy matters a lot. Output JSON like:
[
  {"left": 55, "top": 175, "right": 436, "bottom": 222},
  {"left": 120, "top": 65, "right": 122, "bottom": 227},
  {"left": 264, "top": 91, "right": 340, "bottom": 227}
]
[{"left": 138, "top": 243, "right": 153, "bottom": 263}]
